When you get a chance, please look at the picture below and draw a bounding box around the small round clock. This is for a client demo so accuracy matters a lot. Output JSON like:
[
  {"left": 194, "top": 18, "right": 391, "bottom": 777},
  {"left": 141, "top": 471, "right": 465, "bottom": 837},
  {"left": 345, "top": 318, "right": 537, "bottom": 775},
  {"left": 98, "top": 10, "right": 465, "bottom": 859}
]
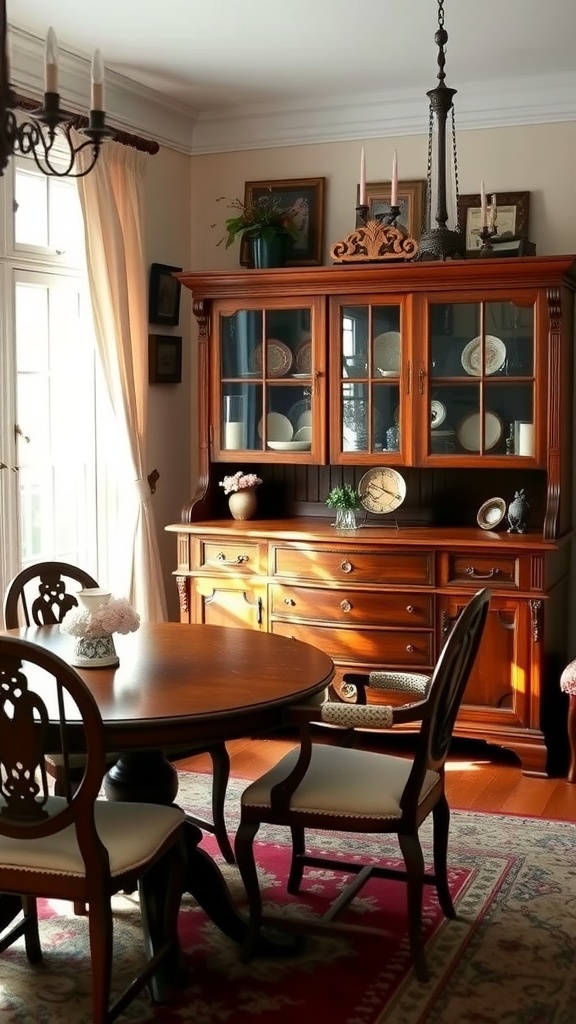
[{"left": 358, "top": 467, "right": 407, "bottom": 515}]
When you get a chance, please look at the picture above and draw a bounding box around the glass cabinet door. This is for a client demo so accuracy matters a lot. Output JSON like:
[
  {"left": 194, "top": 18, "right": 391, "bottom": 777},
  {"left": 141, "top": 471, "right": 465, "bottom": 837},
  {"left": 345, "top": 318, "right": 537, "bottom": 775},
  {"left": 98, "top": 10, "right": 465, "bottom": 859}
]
[
  {"left": 215, "top": 303, "right": 321, "bottom": 461},
  {"left": 332, "top": 300, "right": 404, "bottom": 461},
  {"left": 424, "top": 298, "right": 536, "bottom": 460}
]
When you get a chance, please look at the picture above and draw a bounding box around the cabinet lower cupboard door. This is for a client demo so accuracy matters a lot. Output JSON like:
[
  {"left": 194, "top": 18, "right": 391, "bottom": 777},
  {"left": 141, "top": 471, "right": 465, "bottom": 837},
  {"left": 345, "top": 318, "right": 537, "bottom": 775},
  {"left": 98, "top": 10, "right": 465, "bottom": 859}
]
[
  {"left": 194, "top": 579, "right": 266, "bottom": 629},
  {"left": 440, "top": 593, "right": 547, "bottom": 776}
]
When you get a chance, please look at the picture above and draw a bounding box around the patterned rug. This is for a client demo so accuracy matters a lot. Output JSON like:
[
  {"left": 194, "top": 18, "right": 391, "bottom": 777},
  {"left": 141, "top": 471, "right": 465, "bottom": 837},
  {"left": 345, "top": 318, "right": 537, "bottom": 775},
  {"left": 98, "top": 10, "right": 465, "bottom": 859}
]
[{"left": 2, "top": 772, "right": 576, "bottom": 1024}]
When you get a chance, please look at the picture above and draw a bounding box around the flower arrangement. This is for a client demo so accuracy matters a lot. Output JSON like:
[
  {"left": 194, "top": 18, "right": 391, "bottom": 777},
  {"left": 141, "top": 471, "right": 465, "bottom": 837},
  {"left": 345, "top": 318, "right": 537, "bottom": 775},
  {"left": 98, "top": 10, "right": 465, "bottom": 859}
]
[
  {"left": 325, "top": 484, "right": 360, "bottom": 511},
  {"left": 215, "top": 189, "right": 300, "bottom": 249},
  {"left": 219, "top": 471, "right": 262, "bottom": 496},
  {"left": 60, "top": 598, "right": 140, "bottom": 639}
]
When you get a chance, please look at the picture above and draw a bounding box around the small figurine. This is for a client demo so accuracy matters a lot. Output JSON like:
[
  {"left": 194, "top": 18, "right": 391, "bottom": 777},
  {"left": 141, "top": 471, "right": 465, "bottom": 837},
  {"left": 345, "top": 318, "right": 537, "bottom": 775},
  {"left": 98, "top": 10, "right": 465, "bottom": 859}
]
[{"left": 507, "top": 489, "right": 529, "bottom": 533}]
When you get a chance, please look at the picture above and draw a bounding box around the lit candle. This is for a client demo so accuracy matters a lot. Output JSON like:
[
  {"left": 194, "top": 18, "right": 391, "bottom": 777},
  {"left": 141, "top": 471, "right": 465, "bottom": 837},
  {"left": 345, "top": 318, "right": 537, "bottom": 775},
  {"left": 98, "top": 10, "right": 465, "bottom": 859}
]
[
  {"left": 359, "top": 146, "right": 366, "bottom": 206},
  {"left": 391, "top": 149, "right": 398, "bottom": 207},
  {"left": 44, "top": 27, "right": 59, "bottom": 94},
  {"left": 480, "top": 180, "right": 487, "bottom": 228},
  {"left": 91, "top": 49, "right": 105, "bottom": 111}
]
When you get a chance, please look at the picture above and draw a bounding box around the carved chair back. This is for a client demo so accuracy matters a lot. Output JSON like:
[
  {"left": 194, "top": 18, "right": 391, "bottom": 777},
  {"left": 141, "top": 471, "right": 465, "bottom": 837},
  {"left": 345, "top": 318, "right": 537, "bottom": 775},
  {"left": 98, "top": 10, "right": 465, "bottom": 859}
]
[{"left": 3, "top": 562, "right": 98, "bottom": 629}]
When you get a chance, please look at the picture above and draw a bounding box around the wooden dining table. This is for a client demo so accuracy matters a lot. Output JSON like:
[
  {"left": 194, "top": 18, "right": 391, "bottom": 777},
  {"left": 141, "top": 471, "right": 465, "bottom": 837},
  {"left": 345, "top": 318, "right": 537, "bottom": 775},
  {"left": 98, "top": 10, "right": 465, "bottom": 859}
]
[{"left": 1, "top": 621, "right": 334, "bottom": 950}]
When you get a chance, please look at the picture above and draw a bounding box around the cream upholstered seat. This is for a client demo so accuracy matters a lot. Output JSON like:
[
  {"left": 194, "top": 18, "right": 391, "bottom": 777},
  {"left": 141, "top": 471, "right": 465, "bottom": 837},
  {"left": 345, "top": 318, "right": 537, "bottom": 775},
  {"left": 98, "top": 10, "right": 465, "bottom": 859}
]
[
  {"left": 235, "top": 588, "right": 490, "bottom": 982},
  {"left": 3, "top": 561, "right": 234, "bottom": 863},
  {"left": 0, "top": 634, "right": 186, "bottom": 1024}
]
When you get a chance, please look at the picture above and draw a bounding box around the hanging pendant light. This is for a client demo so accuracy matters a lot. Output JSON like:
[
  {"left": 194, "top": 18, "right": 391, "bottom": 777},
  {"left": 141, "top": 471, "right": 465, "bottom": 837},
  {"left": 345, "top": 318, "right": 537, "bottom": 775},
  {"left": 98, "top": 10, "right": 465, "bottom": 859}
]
[{"left": 417, "top": 0, "right": 466, "bottom": 261}]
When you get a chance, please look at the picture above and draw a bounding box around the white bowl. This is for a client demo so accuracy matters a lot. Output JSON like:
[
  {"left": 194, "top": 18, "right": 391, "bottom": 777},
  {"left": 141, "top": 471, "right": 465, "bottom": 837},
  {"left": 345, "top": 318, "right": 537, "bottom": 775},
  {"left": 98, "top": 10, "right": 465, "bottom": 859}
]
[{"left": 267, "top": 440, "right": 311, "bottom": 451}]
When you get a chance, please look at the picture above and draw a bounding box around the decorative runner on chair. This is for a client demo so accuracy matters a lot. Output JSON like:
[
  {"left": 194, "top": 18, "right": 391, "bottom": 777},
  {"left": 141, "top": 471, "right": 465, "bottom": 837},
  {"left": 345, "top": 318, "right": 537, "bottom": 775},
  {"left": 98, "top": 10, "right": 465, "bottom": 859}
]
[{"left": 2, "top": 772, "right": 576, "bottom": 1024}]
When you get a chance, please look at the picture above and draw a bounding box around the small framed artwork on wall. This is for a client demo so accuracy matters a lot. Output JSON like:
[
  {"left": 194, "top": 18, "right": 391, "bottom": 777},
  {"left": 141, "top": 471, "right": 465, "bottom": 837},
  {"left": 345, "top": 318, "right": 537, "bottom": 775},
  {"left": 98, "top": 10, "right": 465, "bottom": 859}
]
[
  {"left": 148, "top": 263, "right": 182, "bottom": 326},
  {"left": 148, "top": 335, "right": 182, "bottom": 384}
]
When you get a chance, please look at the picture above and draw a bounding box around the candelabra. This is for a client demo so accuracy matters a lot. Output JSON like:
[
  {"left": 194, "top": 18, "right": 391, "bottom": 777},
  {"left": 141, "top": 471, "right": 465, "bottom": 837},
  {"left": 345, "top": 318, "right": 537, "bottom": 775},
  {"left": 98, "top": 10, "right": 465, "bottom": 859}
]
[
  {"left": 1, "top": 7, "right": 112, "bottom": 178},
  {"left": 477, "top": 222, "right": 497, "bottom": 256}
]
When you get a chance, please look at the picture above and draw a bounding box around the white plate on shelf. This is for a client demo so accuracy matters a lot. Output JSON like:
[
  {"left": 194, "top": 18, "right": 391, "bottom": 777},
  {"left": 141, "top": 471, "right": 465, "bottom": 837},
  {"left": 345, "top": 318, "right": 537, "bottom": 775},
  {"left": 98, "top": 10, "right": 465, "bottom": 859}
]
[
  {"left": 461, "top": 335, "right": 506, "bottom": 376},
  {"left": 457, "top": 410, "right": 503, "bottom": 452},
  {"left": 267, "top": 440, "right": 311, "bottom": 452},
  {"left": 257, "top": 412, "right": 294, "bottom": 442},
  {"left": 294, "top": 425, "right": 312, "bottom": 442},
  {"left": 374, "top": 331, "right": 401, "bottom": 374},
  {"left": 431, "top": 399, "right": 447, "bottom": 428}
]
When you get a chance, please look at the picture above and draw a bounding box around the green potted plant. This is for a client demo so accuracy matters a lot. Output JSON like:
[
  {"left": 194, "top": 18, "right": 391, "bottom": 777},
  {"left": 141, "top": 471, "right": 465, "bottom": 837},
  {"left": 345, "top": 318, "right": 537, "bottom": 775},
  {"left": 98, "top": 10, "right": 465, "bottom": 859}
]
[
  {"left": 215, "top": 189, "right": 299, "bottom": 267},
  {"left": 326, "top": 483, "right": 360, "bottom": 530}
]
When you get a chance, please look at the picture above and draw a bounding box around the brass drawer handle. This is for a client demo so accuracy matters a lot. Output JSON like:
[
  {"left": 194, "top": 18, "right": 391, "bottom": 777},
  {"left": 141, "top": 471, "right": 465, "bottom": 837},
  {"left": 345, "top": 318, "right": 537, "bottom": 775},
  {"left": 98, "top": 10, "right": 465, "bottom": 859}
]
[
  {"left": 406, "top": 604, "right": 414, "bottom": 613},
  {"left": 213, "top": 553, "right": 249, "bottom": 565},
  {"left": 406, "top": 644, "right": 415, "bottom": 653},
  {"left": 340, "top": 560, "right": 353, "bottom": 573},
  {"left": 340, "top": 600, "right": 352, "bottom": 612},
  {"left": 284, "top": 597, "right": 296, "bottom": 606},
  {"left": 464, "top": 566, "right": 502, "bottom": 580}
]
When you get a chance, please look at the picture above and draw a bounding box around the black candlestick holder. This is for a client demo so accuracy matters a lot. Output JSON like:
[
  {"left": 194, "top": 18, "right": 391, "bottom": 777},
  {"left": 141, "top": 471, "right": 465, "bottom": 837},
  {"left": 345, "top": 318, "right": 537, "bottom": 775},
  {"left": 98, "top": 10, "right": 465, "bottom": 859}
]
[
  {"left": 478, "top": 223, "right": 497, "bottom": 256},
  {"left": 355, "top": 204, "right": 369, "bottom": 227}
]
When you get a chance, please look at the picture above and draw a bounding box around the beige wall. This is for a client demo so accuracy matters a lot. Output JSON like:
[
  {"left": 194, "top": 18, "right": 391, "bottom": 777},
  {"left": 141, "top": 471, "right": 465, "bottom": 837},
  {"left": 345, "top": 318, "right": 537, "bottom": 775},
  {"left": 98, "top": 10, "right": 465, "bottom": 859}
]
[{"left": 152, "top": 120, "right": 576, "bottom": 618}]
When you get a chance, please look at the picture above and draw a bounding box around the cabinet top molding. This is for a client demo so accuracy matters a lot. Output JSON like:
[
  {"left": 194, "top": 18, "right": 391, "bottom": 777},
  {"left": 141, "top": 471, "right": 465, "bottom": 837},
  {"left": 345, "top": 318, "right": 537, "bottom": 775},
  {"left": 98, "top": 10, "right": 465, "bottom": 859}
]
[{"left": 178, "top": 255, "right": 576, "bottom": 301}]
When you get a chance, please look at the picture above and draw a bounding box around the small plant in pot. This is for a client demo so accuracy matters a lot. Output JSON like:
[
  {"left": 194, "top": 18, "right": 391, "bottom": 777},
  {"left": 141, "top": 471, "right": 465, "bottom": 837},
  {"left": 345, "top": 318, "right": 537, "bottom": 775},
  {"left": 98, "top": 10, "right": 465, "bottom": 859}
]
[
  {"left": 326, "top": 483, "right": 360, "bottom": 530},
  {"left": 215, "top": 189, "right": 299, "bottom": 267}
]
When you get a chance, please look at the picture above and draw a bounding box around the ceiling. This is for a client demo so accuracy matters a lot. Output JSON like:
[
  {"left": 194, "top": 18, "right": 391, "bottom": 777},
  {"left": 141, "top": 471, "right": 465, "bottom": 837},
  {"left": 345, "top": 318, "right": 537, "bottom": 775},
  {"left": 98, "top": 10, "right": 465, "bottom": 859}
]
[{"left": 7, "top": 0, "right": 576, "bottom": 153}]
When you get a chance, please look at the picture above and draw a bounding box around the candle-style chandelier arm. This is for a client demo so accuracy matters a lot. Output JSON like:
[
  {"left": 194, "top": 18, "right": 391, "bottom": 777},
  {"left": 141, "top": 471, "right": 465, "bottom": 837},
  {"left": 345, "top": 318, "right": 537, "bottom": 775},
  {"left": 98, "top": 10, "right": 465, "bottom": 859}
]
[{"left": 1, "top": 6, "right": 113, "bottom": 178}]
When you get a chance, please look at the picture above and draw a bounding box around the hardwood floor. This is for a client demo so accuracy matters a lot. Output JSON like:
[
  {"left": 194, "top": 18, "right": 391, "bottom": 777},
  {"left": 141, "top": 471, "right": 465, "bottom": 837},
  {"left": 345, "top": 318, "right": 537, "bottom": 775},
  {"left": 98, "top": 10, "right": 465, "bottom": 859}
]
[{"left": 178, "top": 729, "right": 576, "bottom": 821}]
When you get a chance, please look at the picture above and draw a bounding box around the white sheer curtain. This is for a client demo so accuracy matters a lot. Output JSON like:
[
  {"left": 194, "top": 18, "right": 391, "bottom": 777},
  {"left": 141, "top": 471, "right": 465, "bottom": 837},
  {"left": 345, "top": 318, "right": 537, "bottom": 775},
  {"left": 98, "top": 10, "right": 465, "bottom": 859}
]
[{"left": 74, "top": 134, "right": 167, "bottom": 621}]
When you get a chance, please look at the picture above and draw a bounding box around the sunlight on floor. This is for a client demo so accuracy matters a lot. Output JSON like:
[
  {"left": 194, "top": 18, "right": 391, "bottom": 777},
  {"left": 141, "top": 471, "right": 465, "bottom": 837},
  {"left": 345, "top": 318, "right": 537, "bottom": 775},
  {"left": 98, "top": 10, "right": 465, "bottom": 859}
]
[{"left": 445, "top": 759, "right": 492, "bottom": 772}]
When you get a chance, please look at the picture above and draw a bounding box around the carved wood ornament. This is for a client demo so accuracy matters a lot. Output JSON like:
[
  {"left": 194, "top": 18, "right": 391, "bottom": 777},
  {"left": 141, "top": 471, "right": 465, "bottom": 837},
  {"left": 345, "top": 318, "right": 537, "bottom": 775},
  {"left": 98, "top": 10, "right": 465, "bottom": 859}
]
[{"left": 330, "top": 220, "right": 419, "bottom": 263}]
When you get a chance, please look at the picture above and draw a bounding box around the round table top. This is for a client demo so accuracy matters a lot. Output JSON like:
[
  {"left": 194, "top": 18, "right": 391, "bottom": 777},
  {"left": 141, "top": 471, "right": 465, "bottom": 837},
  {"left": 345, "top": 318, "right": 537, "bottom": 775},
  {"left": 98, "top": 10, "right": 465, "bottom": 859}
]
[{"left": 3, "top": 622, "right": 335, "bottom": 748}]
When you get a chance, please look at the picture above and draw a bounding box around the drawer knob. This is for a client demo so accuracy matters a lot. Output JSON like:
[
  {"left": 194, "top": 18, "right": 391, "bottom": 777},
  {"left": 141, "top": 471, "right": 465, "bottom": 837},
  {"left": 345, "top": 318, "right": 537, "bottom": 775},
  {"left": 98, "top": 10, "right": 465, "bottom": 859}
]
[
  {"left": 284, "top": 597, "right": 296, "bottom": 606},
  {"left": 340, "top": 600, "right": 352, "bottom": 613},
  {"left": 406, "top": 644, "right": 415, "bottom": 654},
  {"left": 464, "top": 566, "right": 502, "bottom": 580},
  {"left": 406, "top": 604, "right": 414, "bottom": 614},
  {"left": 340, "top": 560, "right": 353, "bottom": 573},
  {"left": 215, "top": 553, "right": 248, "bottom": 565}
]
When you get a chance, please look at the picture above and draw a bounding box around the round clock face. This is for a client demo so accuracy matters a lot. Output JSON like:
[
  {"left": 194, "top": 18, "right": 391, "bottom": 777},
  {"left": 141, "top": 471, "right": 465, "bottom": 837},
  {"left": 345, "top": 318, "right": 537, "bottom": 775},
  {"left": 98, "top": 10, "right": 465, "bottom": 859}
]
[{"left": 358, "top": 467, "right": 407, "bottom": 515}]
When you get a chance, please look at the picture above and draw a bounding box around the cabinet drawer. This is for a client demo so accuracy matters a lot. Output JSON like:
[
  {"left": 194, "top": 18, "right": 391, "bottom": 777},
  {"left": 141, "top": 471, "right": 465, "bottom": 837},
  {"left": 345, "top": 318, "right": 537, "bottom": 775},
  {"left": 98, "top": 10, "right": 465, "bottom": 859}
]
[
  {"left": 446, "top": 553, "right": 519, "bottom": 588},
  {"left": 272, "top": 546, "right": 433, "bottom": 585},
  {"left": 271, "top": 585, "right": 433, "bottom": 627},
  {"left": 271, "top": 621, "right": 433, "bottom": 667},
  {"left": 197, "top": 540, "right": 261, "bottom": 573}
]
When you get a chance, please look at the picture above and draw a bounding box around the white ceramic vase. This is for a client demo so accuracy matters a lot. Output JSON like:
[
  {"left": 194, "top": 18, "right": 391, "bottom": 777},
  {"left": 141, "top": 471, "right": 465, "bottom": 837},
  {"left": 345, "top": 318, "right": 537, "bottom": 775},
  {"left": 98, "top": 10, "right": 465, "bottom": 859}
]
[{"left": 71, "top": 588, "right": 119, "bottom": 668}]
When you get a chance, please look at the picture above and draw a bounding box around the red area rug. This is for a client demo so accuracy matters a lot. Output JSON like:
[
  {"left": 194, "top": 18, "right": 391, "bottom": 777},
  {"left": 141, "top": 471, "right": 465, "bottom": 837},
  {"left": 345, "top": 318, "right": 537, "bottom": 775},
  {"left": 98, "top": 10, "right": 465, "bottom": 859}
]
[{"left": 2, "top": 772, "right": 576, "bottom": 1023}]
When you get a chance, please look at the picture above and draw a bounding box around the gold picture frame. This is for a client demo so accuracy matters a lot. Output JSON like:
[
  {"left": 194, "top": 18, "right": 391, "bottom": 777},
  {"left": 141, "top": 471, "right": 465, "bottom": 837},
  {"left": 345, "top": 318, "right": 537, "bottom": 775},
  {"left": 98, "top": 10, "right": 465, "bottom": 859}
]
[
  {"left": 360, "top": 179, "right": 427, "bottom": 240},
  {"left": 458, "top": 191, "right": 531, "bottom": 255}
]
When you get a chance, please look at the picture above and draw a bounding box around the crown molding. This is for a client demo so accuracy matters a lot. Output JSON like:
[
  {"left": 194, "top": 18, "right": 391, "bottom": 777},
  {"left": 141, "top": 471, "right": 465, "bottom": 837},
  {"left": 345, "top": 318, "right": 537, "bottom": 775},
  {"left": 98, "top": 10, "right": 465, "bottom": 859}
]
[{"left": 9, "top": 27, "right": 576, "bottom": 157}]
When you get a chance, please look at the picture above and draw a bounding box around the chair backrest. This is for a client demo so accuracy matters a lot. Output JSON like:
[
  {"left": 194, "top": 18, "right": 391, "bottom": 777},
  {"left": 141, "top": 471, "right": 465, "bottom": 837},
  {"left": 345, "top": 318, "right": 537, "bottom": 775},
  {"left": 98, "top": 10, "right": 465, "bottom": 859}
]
[
  {"left": 400, "top": 588, "right": 490, "bottom": 813},
  {"left": 3, "top": 562, "right": 98, "bottom": 629},
  {"left": 0, "top": 634, "right": 108, "bottom": 874}
]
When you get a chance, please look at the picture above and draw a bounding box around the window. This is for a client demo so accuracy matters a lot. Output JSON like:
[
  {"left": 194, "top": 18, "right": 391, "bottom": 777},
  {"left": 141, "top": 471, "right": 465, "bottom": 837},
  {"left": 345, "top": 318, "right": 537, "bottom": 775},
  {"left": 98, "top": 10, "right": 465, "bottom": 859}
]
[{"left": 0, "top": 156, "right": 118, "bottom": 605}]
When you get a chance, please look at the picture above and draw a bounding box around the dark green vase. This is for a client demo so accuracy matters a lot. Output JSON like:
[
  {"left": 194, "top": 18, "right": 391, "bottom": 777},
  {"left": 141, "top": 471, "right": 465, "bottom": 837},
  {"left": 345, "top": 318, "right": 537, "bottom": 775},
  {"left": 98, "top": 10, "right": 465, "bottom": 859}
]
[{"left": 249, "top": 233, "right": 288, "bottom": 268}]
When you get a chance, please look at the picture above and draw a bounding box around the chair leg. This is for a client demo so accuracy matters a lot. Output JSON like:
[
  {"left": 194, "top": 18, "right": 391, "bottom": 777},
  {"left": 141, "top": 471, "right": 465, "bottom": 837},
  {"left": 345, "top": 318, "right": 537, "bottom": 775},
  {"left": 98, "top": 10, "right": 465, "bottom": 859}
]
[
  {"left": 21, "top": 896, "right": 42, "bottom": 965},
  {"left": 287, "top": 825, "right": 306, "bottom": 894},
  {"left": 398, "top": 832, "right": 429, "bottom": 983},
  {"left": 87, "top": 897, "right": 114, "bottom": 1024},
  {"left": 139, "top": 839, "right": 188, "bottom": 1001},
  {"left": 432, "top": 795, "right": 455, "bottom": 918},
  {"left": 208, "top": 744, "right": 234, "bottom": 864},
  {"left": 234, "top": 819, "right": 263, "bottom": 962}
]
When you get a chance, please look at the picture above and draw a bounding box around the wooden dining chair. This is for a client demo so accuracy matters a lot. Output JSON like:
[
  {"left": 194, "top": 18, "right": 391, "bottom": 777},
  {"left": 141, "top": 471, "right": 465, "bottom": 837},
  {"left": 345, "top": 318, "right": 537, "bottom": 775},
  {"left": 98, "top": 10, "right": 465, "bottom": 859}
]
[
  {"left": 0, "top": 634, "right": 187, "bottom": 1024},
  {"left": 2, "top": 561, "right": 235, "bottom": 863},
  {"left": 234, "top": 588, "right": 491, "bottom": 981}
]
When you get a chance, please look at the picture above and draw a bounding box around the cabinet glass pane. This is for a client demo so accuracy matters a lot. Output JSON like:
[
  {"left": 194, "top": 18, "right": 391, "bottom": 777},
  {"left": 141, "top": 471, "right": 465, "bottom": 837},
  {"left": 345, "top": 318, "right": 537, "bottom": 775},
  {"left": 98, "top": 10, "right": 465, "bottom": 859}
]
[
  {"left": 374, "top": 384, "right": 400, "bottom": 453},
  {"left": 342, "top": 307, "right": 368, "bottom": 376},
  {"left": 342, "top": 383, "right": 368, "bottom": 452},
  {"left": 220, "top": 308, "right": 311, "bottom": 379},
  {"left": 430, "top": 300, "right": 534, "bottom": 380},
  {"left": 341, "top": 304, "right": 401, "bottom": 378}
]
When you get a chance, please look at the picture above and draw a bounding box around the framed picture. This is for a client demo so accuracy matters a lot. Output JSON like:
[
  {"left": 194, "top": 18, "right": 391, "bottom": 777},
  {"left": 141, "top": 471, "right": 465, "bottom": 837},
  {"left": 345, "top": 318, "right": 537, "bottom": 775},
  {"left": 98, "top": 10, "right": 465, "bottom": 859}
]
[
  {"left": 148, "top": 263, "right": 182, "bottom": 326},
  {"left": 458, "top": 192, "right": 531, "bottom": 255},
  {"left": 148, "top": 334, "right": 182, "bottom": 384},
  {"left": 240, "top": 177, "right": 325, "bottom": 267},
  {"left": 360, "top": 179, "right": 427, "bottom": 240}
]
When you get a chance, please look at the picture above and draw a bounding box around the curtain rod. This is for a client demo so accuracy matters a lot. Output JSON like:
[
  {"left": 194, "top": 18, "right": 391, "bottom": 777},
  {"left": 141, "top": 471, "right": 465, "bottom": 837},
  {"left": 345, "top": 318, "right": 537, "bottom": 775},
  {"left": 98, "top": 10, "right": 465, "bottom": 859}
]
[{"left": 13, "top": 93, "right": 160, "bottom": 156}]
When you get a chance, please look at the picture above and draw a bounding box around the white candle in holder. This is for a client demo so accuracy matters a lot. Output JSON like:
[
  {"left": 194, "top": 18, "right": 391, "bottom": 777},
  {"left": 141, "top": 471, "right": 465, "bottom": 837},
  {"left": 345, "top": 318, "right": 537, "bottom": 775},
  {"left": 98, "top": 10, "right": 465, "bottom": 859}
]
[
  {"left": 517, "top": 422, "right": 534, "bottom": 457},
  {"left": 224, "top": 422, "right": 245, "bottom": 449},
  {"left": 224, "top": 395, "right": 246, "bottom": 449}
]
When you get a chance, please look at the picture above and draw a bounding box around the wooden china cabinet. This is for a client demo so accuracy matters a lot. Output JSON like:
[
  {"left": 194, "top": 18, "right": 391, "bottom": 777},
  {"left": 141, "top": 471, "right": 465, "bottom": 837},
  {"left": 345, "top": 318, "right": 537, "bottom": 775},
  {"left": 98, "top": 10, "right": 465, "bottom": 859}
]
[{"left": 166, "top": 256, "right": 576, "bottom": 777}]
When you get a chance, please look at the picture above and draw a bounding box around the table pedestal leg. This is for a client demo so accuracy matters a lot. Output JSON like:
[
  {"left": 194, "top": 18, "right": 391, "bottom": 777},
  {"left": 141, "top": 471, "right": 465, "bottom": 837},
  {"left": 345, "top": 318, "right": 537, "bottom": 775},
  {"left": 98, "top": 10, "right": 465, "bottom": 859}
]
[
  {"left": 104, "top": 751, "right": 178, "bottom": 804},
  {"left": 567, "top": 695, "right": 576, "bottom": 783}
]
